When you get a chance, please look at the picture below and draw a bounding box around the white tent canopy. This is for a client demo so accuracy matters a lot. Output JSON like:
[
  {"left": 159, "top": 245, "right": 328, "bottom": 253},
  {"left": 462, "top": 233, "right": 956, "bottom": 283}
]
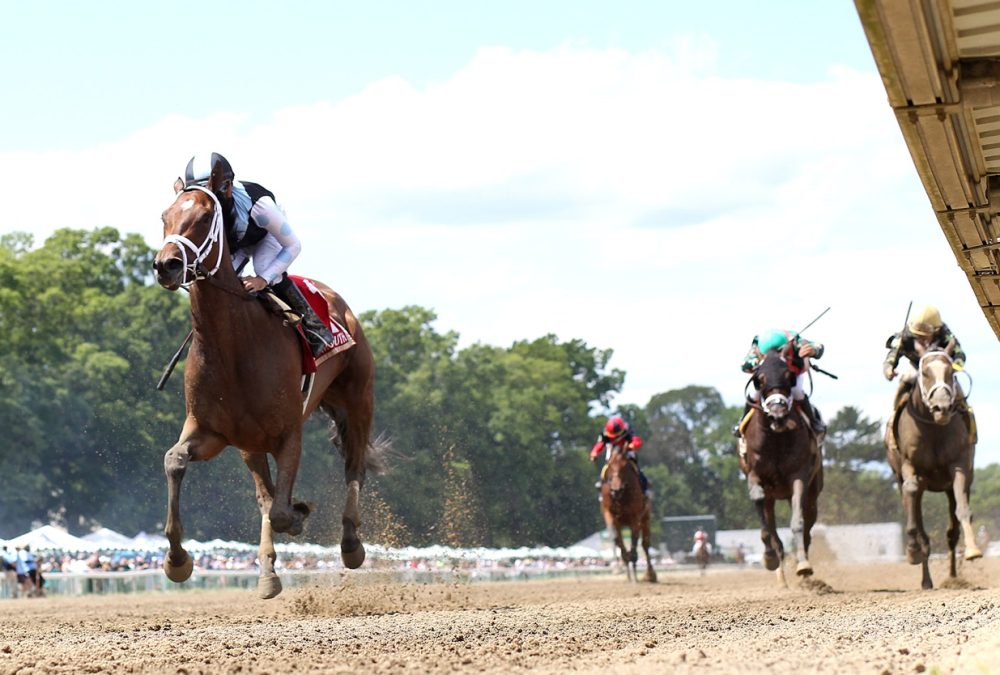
[
  {"left": 129, "top": 531, "right": 170, "bottom": 551},
  {"left": 7, "top": 525, "right": 97, "bottom": 552},
  {"left": 81, "top": 527, "right": 135, "bottom": 549}
]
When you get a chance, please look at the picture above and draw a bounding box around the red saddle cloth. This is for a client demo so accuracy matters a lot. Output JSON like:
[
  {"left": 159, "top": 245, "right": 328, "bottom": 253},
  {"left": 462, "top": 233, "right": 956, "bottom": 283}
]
[{"left": 290, "top": 275, "right": 355, "bottom": 373}]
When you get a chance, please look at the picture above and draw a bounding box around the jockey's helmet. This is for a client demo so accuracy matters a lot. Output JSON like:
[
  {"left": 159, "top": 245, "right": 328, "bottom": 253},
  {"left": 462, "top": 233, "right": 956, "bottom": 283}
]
[
  {"left": 604, "top": 416, "right": 628, "bottom": 440},
  {"left": 908, "top": 304, "right": 942, "bottom": 338},
  {"left": 184, "top": 152, "right": 234, "bottom": 188}
]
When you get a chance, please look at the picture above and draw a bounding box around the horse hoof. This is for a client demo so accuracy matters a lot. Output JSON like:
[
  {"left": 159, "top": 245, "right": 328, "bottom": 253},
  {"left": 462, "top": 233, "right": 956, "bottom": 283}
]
[
  {"left": 764, "top": 552, "right": 781, "bottom": 571},
  {"left": 258, "top": 574, "right": 283, "bottom": 600},
  {"left": 921, "top": 579, "right": 934, "bottom": 591},
  {"left": 341, "top": 541, "right": 366, "bottom": 569},
  {"left": 906, "top": 547, "right": 927, "bottom": 565},
  {"left": 965, "top": 546, "right": 983, "bottom": 561},
  {"left": 645, "top": 571, "right": 658, "bottom": 583},
  {"left": 796, "top": 561, "right": 813, "bottom": 577},
  {"left": 163, "top": 553, "right": 193, "bottom": 583}
]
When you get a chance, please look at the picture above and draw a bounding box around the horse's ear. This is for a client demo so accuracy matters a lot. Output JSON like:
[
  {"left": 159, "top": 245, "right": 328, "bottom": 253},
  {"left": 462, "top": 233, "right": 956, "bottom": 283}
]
[
  {"left": 208, "top": 163, "right": 233, "bottom": 199},
  {"left": 945, "top": 338, "right": 956, "bottom": 355},
  {"left": 914, "top": 339, "right": 926, "bottom": 357},
  {"left": 173, "top": 177, "right": 184, "bottom": 194}
]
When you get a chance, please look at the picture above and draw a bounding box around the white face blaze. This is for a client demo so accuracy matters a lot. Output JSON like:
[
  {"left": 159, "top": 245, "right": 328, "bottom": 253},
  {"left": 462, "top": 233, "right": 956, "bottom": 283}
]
[{"left": 180, "top": 199, "right": 194, "bottom": 211}]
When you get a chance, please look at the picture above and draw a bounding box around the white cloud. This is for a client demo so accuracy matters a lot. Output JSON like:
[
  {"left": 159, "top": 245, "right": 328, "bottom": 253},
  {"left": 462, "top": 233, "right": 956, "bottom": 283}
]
[{"left": 4, "top": 42, "right": 999, "bottom": 465}]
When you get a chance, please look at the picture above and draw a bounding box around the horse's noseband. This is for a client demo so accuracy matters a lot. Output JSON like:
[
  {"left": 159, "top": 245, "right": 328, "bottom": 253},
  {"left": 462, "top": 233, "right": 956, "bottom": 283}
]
[{"left": 762, "top": 391, "right": 792, "bottom": 419}]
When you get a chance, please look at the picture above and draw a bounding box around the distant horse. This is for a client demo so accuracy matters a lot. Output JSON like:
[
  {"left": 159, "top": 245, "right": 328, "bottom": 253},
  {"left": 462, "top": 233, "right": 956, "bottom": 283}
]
[
  {"left": 886, "top": 342, "right": 981, "bottom": 589},
  {"left": 152, "top": 170, "right": 383, "bottom": 599},
  {"left": 740, "top": 348, "right": 823, "bottom": 585},
  {"left": 600, "top": 448, "right": 656, "bottom": 582},
  {"left": 694, "top": 541, "right": 710, "bottom": 574}
]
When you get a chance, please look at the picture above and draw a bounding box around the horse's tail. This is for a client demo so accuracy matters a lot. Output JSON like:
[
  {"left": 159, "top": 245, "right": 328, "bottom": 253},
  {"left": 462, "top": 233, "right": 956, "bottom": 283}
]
[{"left": 322, "top": 402, "right": 390, "bottom": 475}]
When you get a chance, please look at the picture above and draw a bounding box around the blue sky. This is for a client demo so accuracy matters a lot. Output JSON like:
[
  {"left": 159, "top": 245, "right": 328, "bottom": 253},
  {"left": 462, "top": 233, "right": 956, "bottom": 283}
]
[{"left": 4, "top": 2, "right": 999, "bottom": 470}]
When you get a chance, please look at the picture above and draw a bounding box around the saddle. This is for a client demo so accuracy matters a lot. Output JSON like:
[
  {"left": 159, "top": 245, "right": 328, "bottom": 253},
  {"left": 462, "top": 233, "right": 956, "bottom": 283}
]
[{"left": 261, "top": 276, "right": 355, "bottom": 374}]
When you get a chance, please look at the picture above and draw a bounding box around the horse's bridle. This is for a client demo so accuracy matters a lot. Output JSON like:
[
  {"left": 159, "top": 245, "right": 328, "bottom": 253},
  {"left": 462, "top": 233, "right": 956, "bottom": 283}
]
[
  {"left": 915, "top": 350, "right": 957, "bottom": 413},
  {"left": 161, "top": 185, "right": 226, "bottom": 289}
]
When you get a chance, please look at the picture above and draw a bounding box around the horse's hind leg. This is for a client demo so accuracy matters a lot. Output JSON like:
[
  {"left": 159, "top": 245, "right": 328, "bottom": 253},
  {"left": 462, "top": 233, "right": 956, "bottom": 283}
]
[
  {"left": 162, "top": 426, "right": 226, "bottom": 583},
  {"left": 628, "top": 526, "right": 639, "bottom": 582},
  {"left": 241, "top": 450, "right": 282, "bottom": 599},
  {"left": 331, "top": 379, "right": 375, "bottom": 570},
  {"left": 951, "top": 466, "right": 982, "bottom": 561},
  {"left": 641, "top": 513, "right": 657, "bottom": 583},
  {"left": 946, "top": 488, "right": 960, "bottom": 579}
]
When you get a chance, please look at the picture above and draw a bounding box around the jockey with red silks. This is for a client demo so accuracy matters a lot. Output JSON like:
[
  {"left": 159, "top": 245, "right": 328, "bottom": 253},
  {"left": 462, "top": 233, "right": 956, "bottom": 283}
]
[
  {"left": 180, "top": 152, "right": 335, "bottom": 356},
  {"left": 738, "top": 329, "right": 826, "bottom": 436},
  {"left": 590, "top": 416, "right": 650, "bottom": 495}
]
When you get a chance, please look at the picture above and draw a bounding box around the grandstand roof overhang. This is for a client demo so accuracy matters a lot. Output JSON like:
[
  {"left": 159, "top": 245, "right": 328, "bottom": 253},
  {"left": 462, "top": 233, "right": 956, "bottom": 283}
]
[{"left": 856, "top": 0, "right": 1000, "bottom": 337}]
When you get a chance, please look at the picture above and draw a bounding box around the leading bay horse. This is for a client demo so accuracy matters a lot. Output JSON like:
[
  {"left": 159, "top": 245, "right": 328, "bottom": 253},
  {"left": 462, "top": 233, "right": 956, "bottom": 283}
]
[
  {"left": 601, "top": 449, "right": 656, "bottom": 582},
  {"left": 152, "top": 168, "right": 382, "bottom": 599},
  {"left": 886, "top": 342, "right": 981, "bottom": 589},
  {"left": 739, "top": 348, "right": 823, "bottom": 585}
]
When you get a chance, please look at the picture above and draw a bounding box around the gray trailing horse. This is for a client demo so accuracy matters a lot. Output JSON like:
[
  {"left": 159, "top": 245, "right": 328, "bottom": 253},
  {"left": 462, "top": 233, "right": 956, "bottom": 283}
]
[{"left": 886, "top": 342, "right": 981, "bottom": 589}]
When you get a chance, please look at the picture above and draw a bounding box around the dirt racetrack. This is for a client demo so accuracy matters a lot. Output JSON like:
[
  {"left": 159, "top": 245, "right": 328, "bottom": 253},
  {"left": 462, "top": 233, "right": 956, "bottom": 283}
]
[{"left": 1, "top": 557, "right": 998, "bottom": 674}]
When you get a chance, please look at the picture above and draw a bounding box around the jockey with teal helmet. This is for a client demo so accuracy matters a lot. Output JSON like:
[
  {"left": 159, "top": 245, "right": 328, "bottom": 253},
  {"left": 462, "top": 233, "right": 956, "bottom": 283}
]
[{"left": 738, "top": 329, "right": 826, "bottom": 436}]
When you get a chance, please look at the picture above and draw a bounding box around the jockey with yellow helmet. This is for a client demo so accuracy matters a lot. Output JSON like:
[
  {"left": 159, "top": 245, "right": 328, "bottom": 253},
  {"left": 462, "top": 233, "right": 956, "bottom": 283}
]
[
  {"left": 590, "top": 416, "right": 649, "bottom": 495},
  {"left": 884, "top": 304, "right": 973, "bottom": 433},
  {"left": 883, "top": 304, "right": 966, "bottom": 378}
]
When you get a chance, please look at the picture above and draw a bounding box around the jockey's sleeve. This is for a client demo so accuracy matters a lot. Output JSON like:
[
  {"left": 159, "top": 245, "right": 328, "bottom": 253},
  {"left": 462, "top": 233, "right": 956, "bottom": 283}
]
[
  {"left": 941, "top": 324, "right": 967, "bottom": 367},
  {"left": 884, "top": 333, "right": 903, "bottom": 369},
  {"left": 590, "top": 440, "right": 605, "bottom": 458},
  {"left": 252, "top": 196, "right": 303, "bottom": 285},
  {"left": 800, "top": 339, "right": 824, "bottom": 360}
]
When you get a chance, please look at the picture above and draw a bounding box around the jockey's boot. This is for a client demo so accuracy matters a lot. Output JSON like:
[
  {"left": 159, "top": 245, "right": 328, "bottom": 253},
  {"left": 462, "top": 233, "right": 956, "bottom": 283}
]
[
  {"left": 272, "top": 276, "right": 336, "bottom": 357},
  {"left": 798, "top": 397, "right": 826, "bottom": 434}
]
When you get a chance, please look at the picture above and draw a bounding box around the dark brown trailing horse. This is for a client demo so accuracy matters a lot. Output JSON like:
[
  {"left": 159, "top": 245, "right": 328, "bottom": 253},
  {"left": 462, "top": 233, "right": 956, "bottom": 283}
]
[
  {"left": 152, "top": 168, "right": 382, "bottom": 599},
  {"left": 886, "top": 342, "right": 981, "bottom": 590},
  {"left": 739, "top": 348, "right": 823, "bottom": 586},
  {"left": 600, "top": 448, "right": 656, "bottom": 582}
]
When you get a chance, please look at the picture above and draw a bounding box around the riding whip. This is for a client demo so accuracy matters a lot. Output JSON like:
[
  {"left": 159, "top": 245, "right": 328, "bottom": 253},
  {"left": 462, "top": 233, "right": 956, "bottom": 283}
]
[
  {"left": 156, "top": 259, "right": 249, "bottom": 391},
  {"left": 797, "top": 306, "right": 831, "bottom": 337},
  {"left": 811, "top": 364, "right": 839, "bottom": 380}
]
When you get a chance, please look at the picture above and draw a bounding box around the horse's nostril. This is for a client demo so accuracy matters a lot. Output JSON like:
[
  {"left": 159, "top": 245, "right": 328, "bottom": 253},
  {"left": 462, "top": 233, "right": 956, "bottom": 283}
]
[{"left": 155, "top": 257, "right": 183, "bottom": 275}]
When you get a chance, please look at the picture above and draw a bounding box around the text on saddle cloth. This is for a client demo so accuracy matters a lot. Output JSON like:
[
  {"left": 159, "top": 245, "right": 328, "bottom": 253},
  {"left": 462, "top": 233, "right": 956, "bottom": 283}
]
[{"left": 284, "top": 275, "right": 356, "bottom": 373}]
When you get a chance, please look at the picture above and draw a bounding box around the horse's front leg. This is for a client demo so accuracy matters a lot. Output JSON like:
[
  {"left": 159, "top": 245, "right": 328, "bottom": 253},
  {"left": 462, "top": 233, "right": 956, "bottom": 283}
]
[
  {"left": 750, "top": 473, "right": 780, "bottom": 572},
  {"left": 790, "top": 477, "right": 813, "bottom": 576},
  {"left": 269, "top": 431, "right": 310, "bottom": 536},
  {"left": 628, "top": 523, "right": 639, "bottom": 581},
  {"left": 163, "top": 424, "right": 226, "bottom": 583},
  {"left": 241, "top": 450, "right": 282, "bottom": 599},
  {"left": 951, "top": 465, "right": 982, "bottom": 561}
]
